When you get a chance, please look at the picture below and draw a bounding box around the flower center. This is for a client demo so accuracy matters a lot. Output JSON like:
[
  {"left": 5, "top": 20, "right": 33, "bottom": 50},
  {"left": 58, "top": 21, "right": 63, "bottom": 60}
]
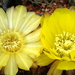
[
  {"left": 54, "top": 31, "right": 75, "bottom": 54},
  {"left": 0, "top": 30, "right": 24, "bottom": 52}
]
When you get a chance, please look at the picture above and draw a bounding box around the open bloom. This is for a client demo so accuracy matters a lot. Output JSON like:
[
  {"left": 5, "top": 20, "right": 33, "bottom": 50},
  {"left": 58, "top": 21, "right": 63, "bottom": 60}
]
[
  {"left": 40, "top": 8, "right": 75, "bottom": 75},
  {"left": 0, "top": 5, "right": 42, "bottom": 75}
]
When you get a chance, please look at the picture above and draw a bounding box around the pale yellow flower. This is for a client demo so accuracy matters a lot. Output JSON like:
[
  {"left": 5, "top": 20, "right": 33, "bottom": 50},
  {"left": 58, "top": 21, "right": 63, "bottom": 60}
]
[
  {"left": 0, "top": 5, "right": 42, "bottom": 75},
  {"left": 36, "top": 8, "right": 75, "bottom": 75}
]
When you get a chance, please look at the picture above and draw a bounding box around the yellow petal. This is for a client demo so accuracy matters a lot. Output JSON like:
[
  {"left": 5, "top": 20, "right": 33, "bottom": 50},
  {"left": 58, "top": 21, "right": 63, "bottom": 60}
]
[
  {"left": 47, "top": 68, "right": 63, "bottom": 75},
  {"left": 48, "top": 49, "right": 70, "bottom": 61},
  {"left": 57, "top": 61, "right": 75, "bottom": 70},
  {"left": 41, "top": 15, "right": 62, "bottom": 49},
  {"left": 52, "top": 69, "right": 63, "bottom": 75},
  {"left": 41, "top": 37, "right": 52, "bottom": 51},
  {"left": 52, "top": 8, "right": 70, "bottom": 22},
  {"left": 0, "top": 8, "right": 8, "bottom": 30},
  {"left": 15, "top": 52, "right": 33, "bottom": 70},
  {"left": 49, "top": 48, "right": 58, "bottom": 55},
  {"left": 42, "top": 17, "right": 54, "bottom": 44},
  {"left": 12, "top": 5, "right": 27, "bottom": 30},
  {"left": 4, "top": 54, "right": 18, "bottom": 75},
  {"left": 53, "top": 8, "right": 70, "bottom": 14},
  {"left": 0, "top": 52, "right": 10, "bottom": 69},
  {"left": 42, "top": 15, "right": 62, "bottom": 36},
  {"left": 47, "top": 60, "right": 60, "bottom": 75},
  {"left": 20, "top": 12, "right": 41, "bottom": 35},
  {"left": 44, "top": 51, "right": 60, "bottom": 60},
  {"left": 59, "top": 12, "right": 75, "bottom": 33},
  {"left": 34, "top": 53, "right": 54, "bottom": 66},
  {"left": 25, "top": 28, "right": 41, "bottom": 43},
  {"left": 6, "top": 6, "right": 14, "bottom": 29},
  {"left": 61, "top": 56, "right": 70, "bottom": 61},
  {"left": 22, "top": 42, "right": 42, "bottom": 58},
  {"left": 51, "top": 8, "right": 75, "bottom": 33},
  {"left": 70, "top": 50, "right": 75, "bottom": 61}
]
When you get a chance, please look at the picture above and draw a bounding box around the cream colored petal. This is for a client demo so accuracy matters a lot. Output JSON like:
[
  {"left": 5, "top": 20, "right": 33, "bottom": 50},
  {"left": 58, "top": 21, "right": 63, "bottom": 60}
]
[
  {"left": 4, "top": 54, "right": 18, "bottom": 75},
  {"left": 0, "top": 52, "right": 10, "bottom": 68},
  {"left": 22, "top": 42, "right": 42, "bottom": 58},
  {"left": 15, "top": 52, "right": 33, "bottom": 70},
  {"left": 20, "top": 12, "right": 41, "bottom": 35},
  {"left": 6, "top": 6, "right": 14, "bottom": 29},
  {"left": 25, "top": 28, "right": 41, "bottom": 43},
  {"left": 0, "top": 8, "right": 8, "bottom": 31},
  {"left": 34, "top": 53, "right": 54, "bottom": 66},
  {"left": 12, "top": 5, "right": 27, "bottom": 30}
]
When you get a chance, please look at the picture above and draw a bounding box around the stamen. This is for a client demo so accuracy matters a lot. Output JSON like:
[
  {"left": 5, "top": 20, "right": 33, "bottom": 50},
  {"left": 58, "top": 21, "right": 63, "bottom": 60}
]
[
  {"left": 0, "top": 30, "right": 24, "bottom": 52},
  {"left": 54, "top": 31, "right": 75, "bottom": 57}
]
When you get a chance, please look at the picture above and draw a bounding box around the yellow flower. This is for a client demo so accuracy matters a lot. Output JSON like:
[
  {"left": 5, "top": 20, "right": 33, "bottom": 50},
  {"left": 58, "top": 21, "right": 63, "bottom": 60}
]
[
  {"left": 41, "top": 8, "right": 75, "bottom": 75},
  {"left": 0, "top": 5, "right": 42, "bottom": 75}
]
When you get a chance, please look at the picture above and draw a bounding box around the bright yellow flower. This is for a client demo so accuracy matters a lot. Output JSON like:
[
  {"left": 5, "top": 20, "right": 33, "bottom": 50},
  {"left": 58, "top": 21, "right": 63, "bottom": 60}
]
[
  {"left": 0, "top": 5, "right": 42, "bottom": 75},
  {"left": 41, "top": 8, "right": 75, "bottom": 75}
]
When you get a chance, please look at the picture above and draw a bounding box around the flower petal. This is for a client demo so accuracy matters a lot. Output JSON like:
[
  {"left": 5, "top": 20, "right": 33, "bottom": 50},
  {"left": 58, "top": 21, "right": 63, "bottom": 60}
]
[
  {"left": 6, "top": 6, "right": 14, "bottom": 29},
  {"left": 57, "top": 61, "right": 75, "bottom": 70},
  {"left": 42, "top": 14, "right": 62, "bottom": 36},
  {"left": 61, "top": 56, "right": 70, "bottom": 61},
  {"left": 51, "top": 8, "right": 75, "bottom": 33},
  {"left": 70, "top": 50, "right": 75, "bottom": 61},
  {"left": 41, "top": 14, "right": 64, "bottom": 49},
  {"left": 59, "top": 12, "right": 75, "bottom": 33},
  {"left": 41, "top": 37, "right": 52, "bottom": 51},
  {"left": 52, "top": 69, "right": 63, "bottom": 75},
  {"left": 22, "top": 42, "right": 42, "bottom": 58},
  {"left": 55, "top": 8, "right": 70, "bottom": 12},
  {"left": 47, "top": 61, "right": 62, "bottom": 75},
  {"left": 15, "top": 52, "right": 33, "bottom": 70},
  {"left": 0, "top": 8, "right": 8, "bottom": 31},
  {"left": 34, "top": 53, "right": 54, "bottom": 66},
  {"left": 12, "top": 5, "right": 27, "bottom": 30},
  {"left": 47, "top": 68, "right": 63, "bottom": 75},
  {"left": 44, "top": 51, "right": 60, "bottom": 60},
  {"left": 25, "top": 28, "right": 41, "bottom": 43},
  {"left": 4, "top": 54, "right": 18, "bottom": 75},
  {"left": 20, "top": 12, "right": 41, "bottom": 35},
  {"left": 0, "top": 52, "right": 10, "bottom": 69}
]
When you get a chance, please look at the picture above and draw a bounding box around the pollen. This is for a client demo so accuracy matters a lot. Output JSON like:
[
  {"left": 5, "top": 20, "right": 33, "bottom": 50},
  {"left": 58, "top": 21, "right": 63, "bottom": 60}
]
[
  {"left": 0, "top": 30, "right": 24, "bottom": 52},
  {"left": 54, "top": 31, "right": 75, "bottom": 54}
]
